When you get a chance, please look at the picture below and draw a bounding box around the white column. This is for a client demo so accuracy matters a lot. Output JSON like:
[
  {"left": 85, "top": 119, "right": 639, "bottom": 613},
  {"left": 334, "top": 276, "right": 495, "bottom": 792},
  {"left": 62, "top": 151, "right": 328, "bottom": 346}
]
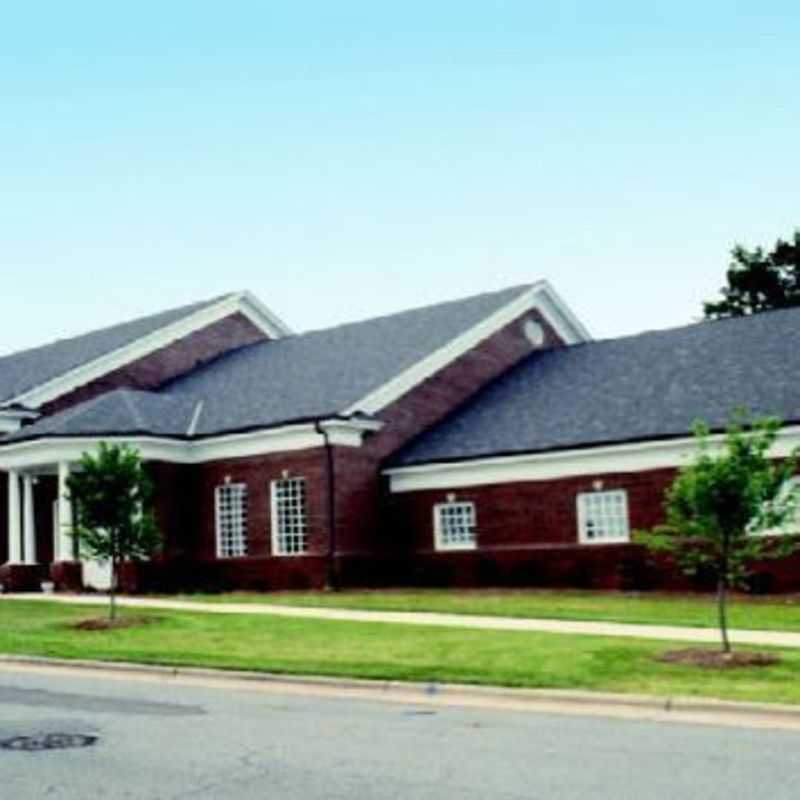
[
  {"left": 6, "top": 470, "right": 22, "bottom": 564},
  {"left": 57, "top": 462, "right": 74, "bottom": 562},
  {"left": 22, "top": 475, "right": 37, "bottom": 565}
]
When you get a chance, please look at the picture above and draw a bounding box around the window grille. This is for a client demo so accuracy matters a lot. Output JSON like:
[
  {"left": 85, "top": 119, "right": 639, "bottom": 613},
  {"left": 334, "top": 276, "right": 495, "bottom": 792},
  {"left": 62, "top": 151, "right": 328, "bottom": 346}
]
[
  {"left": 271, "top": 477, "right": 308, "bottom": 555},
  {"left": 577, "top": 490, "right": 630, "bottom": 544}
]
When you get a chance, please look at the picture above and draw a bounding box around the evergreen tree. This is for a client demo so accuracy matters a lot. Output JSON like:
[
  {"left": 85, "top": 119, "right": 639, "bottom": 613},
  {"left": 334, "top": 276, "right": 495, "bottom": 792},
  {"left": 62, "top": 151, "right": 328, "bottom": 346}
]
[{"left": 704, "top": 230, "right": 800, "bottom": 319}]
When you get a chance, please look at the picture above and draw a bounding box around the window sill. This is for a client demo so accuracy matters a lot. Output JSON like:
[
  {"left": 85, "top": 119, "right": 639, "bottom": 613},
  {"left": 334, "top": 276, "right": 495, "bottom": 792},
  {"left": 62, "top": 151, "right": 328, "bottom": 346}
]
[
  {"left": 577, "top": 538, "right": 631, "bottom": 546},
  {"left": 434, "top": 544, "right": 478, "bottom": 553}
]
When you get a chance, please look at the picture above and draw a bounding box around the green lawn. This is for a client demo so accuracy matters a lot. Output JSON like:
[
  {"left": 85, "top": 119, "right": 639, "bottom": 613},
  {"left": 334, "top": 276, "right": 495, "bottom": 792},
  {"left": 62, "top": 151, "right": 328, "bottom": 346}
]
[
  {"left": 166, "top": 588, "right": 800, "bottom": 632},
  {"left": 2, "top": 599, "right": 800, "bottom": 705}
]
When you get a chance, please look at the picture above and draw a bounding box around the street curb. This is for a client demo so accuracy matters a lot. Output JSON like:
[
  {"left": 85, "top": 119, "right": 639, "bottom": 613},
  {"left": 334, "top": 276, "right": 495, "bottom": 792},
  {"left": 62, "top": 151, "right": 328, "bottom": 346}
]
[{"left": 3, "top": 653, "right": 800, "bottom": 725}]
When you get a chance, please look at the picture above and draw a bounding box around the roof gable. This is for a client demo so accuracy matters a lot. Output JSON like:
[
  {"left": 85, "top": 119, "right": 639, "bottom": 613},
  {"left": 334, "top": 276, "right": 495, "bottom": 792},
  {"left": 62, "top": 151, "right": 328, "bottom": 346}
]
[
  {"left": 163, "top": 282, "right": 584, "bottom": 436},
  {"left": 342, "top": 280, "right": 589, "bottom": 415},
  {"left": 0, "top": 291, "right": 291, "bottom": 410}
]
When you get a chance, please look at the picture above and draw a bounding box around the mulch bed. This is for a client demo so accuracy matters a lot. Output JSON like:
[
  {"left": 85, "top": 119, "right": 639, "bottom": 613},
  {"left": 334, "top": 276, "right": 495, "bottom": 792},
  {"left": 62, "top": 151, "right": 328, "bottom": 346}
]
[
  {"left": 71, "top": 615, "right": 159, "bottom": 631},
  {"left": 656, "top": 648, "right": 780, "bottom": 669}
]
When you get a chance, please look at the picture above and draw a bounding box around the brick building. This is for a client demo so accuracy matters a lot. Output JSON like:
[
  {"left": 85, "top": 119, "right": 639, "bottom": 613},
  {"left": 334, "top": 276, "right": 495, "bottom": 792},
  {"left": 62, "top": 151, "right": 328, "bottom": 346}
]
[{"left": 1, "top": 283, "right": 799, "bottom": 593}]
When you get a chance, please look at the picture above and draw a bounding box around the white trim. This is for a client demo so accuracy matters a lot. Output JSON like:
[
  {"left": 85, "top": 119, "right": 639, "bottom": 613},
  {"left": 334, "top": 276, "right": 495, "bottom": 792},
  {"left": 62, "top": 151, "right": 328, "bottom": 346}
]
[
  {"left": 386, "top": 425, "right": 800, "bottom": 493},
  {"left": 534, "top": 280, "right": 592, "bottom": 345},
  {"left": 318, "top": 417, "right": 384, "bottom": 446},
  {"left": 0, "top": 408, "right": 39, "bottom": 435},
  {"left": 186, "top": 401, "right": 204, "bottom": 437},
  {"left": 22, "top": 474, "right": 37, "bottom": 564},
  {"left": 195, "top": 425, "right": 324, "bottom": 462},
  {"left": 6, "top": 469, "right": 21, "bottom": 564},
  {"left": 8, "top": 292, "right": 292, "bottom": 409},
  {"left": 0, "top": 418, "right": 379, "bottom": 471},
  {"left": 56, "top": 461, "right": 74, "bottom": 561},
  {"left": 433, "top": 501, "right": 478, "bottom": 551},
  {"left": 342, "top": 281, "right": 590, "bottom": 416},
  {"left": 234, "top": 290, "right": 293, "bottom": 340},
  {"left": 576, "top": 489, "right": 630, "bottom": 545}
]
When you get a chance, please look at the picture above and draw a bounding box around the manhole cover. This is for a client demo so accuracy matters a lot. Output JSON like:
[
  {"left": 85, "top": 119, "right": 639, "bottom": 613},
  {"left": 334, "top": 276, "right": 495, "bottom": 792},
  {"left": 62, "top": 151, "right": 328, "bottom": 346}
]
[{"left": 1, "top": 733, "right": 98, "bottom": 752}]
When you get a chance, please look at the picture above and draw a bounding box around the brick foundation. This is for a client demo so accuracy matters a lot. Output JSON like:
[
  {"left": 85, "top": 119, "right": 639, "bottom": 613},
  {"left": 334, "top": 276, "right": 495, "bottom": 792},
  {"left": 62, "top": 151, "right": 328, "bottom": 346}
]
[
  {"left": 0, "top": 563, "right": 49, "bottom": 592},
  {"left": 118, "top": 556, "right": 328, "bottom": 594},
  {"left": 50, "top": 561, "right": 84, "bottom": 592}
]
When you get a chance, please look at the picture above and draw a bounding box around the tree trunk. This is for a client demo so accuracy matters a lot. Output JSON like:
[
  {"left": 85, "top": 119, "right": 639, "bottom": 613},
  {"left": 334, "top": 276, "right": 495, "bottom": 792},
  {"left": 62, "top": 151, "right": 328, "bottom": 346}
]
[
  {"left": 109, "top": 557, "right": 117, "bottom": 623},
  {"left": 717, "top": 576, "right": 731, "bottom": 654}
]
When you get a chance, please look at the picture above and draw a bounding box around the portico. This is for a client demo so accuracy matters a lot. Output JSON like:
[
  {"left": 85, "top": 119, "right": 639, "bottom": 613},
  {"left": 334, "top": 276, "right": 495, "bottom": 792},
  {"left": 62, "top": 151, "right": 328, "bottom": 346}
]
[{"left": 0, "top": 461, "right": 77, "bottom": 592}]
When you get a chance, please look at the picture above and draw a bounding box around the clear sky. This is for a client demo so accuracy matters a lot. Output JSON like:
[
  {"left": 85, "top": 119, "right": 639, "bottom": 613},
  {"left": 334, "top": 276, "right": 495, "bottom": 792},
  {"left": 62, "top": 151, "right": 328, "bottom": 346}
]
[{"left": 2, "top": 2, "right": 798, "bottom": 355}]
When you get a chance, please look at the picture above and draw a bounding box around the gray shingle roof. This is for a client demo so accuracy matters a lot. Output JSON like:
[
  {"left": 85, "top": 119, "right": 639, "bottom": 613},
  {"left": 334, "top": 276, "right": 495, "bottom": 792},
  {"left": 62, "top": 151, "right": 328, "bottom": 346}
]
[
  {"left": 3, "top": 284, "right": 534, "bottom": 443},
  {"left": 4, "top": 390, "right": 199, "bottom": 442},
  {"left": 0, "top": 295, "right": 229, "bottom": 405},
  {"left": 391, "top": 306, "right": 800, "bottom": 466},
  {"left": 161, "top": 284, "right": 533, "bottom": 435}
]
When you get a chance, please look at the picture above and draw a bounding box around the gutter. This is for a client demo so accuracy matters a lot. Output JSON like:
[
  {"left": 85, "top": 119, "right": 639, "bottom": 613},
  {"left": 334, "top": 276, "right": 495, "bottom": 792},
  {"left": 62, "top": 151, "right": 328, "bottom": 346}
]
[
  {"left": 315, "top": 421, "right": 339, "bottom": 590},
  {"left": 2, "top": 655, "right": 799, "bottom": 730}
]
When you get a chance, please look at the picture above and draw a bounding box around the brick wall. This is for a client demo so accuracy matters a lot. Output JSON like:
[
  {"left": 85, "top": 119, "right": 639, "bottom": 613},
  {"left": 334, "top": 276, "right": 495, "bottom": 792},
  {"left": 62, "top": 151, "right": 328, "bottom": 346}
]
[
  {"left": 42, "top": 312, "right": 265, "bottom": 415},
  {"left": 387, "top": 465, "right": 800, "bottom": 592},
  {"left": 391, "top": 468, "right": 676, "bottom": 554},
  {"left": 384, "top": 467, "right": 677, "bottom": 589},
  {"left": 191, "top": 448, "right": 331, "bottom": 560},
  {"left": 141, "top": 450, "right": 332, "bottom": 590}
]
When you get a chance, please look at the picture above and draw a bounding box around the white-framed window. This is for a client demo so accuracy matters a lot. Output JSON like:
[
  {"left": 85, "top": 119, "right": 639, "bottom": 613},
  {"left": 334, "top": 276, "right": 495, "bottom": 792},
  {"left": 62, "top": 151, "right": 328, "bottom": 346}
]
[
  {"left": 577, "top": 490, "right": 630, "bottom": 544},
  {"left": 271, "top": 477, "right": 308, "bottom": 555},
  {"left": 434, "top": 501, "right": 477, "bottom": 551},
  {"left": 750, "top": 476, "right": 800, "bottom": 537},
  {"left": 215, "top": 483, "right": 248, "bottom": 558}
]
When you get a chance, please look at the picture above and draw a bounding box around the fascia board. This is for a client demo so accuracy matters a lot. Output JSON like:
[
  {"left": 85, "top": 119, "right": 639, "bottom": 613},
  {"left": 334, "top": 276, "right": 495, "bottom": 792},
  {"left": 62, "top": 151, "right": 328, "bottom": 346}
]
[
  {"left": 385, "top": 426, "right": 800, "bottom": 493},
  {"left": 0, "top": 419, "right": 377, "bottom": 470},
  {"left": 342, "top": 281, "right": 590, "bottom": 417}
]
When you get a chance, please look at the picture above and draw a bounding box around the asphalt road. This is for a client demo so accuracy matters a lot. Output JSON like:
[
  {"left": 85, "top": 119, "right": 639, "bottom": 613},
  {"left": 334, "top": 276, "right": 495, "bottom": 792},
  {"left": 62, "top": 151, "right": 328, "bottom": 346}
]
[{"left": 2, "top": 666, "right": 800, "bottom": 800}]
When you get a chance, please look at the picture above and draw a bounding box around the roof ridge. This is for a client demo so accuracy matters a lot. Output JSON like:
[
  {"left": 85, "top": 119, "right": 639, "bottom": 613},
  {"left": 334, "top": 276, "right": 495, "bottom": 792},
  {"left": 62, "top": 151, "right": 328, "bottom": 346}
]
[
  {"left": 290, "top": 283, "right": 535, "bottom": 339},
  {"left": 575, "top": 303, "right": 800, "bottom": 350}
]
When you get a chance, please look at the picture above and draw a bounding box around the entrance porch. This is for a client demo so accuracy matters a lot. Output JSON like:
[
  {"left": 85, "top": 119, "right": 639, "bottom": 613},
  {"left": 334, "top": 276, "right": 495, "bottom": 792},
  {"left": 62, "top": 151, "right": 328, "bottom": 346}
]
[{"left": 0, "top": 462, "right": 84, "bottom": 592}]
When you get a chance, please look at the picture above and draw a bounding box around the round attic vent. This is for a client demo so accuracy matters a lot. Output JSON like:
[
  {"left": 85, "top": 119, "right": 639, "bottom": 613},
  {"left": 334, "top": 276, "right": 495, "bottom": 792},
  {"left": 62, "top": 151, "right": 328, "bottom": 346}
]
[{"left": 523, "top": 319, "right": 546, "bottom": 348}]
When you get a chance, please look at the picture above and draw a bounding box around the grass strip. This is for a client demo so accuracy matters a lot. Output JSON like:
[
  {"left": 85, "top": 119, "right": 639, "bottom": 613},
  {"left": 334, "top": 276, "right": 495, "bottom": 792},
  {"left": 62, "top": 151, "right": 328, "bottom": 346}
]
[{"left": 2, "top": 599, "right": 800, "bottom": 706}]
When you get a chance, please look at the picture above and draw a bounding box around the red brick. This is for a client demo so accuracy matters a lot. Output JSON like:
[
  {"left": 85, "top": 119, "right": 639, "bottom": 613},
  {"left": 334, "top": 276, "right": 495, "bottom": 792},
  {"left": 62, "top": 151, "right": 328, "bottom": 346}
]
[{"left": 42, "top": 313, "right": 265, "bottom": 415}]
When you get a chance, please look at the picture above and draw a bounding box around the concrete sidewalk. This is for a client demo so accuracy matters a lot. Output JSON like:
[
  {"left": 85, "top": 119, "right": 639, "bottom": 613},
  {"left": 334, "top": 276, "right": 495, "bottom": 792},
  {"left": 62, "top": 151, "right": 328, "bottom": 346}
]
[{"left": 5, "top": 592, "right": 800, "bottom": 648}]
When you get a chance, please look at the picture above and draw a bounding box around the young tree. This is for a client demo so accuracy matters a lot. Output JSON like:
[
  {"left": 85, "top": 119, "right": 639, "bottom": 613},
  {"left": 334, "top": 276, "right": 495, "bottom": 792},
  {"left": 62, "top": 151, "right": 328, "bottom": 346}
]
[
  {"left": 637, "top": 415, "right": 799, "bottom": 653},
  {"left": 704, "top": 230, "right": 800, "bottom": 319},
  {"left": 67, "top": 442, "right": 161, "bottom": 621}
]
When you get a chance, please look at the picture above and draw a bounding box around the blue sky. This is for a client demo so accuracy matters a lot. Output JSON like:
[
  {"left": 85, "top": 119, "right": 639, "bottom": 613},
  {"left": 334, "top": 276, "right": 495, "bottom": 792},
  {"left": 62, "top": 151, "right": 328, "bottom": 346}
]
[{"left": 2, "top": 2, "right": 798, "bottom": 354}]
